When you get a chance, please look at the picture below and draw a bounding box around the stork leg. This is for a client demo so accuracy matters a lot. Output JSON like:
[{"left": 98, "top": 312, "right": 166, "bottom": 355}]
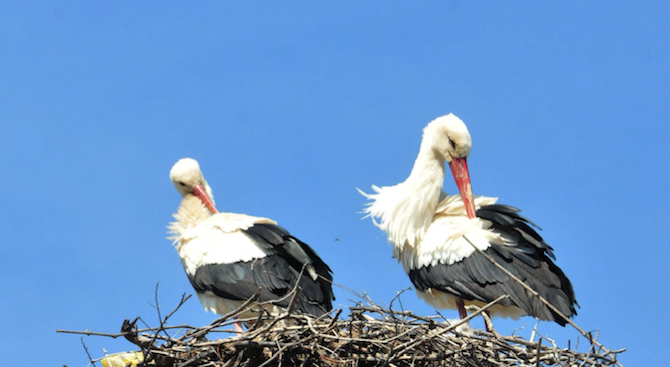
[
  {"left": 456, "top": 298, "right": 467, "bottom": 319},
  {"left": 233, "top": 316, "right": 244, "bottom": 333},
  {"left": 234, "top": 322, "right": 244, "bottom": 333}
]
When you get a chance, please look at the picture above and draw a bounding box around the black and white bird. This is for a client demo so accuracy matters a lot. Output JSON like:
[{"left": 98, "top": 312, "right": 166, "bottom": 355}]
[
  {"left": 168, "top": 158, "right": 334, "bottom": 323},
  {"left": 359, "top": 114, "right": 577, "bottom": 326}
]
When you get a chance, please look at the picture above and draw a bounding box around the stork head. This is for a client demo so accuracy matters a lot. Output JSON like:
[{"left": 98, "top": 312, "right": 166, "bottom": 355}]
[
  {"left": 169, "top": 158, "right": 218, "bottom": 214},
  {"left": 424, "top": 114, "right": 476, "bottom": 219}
]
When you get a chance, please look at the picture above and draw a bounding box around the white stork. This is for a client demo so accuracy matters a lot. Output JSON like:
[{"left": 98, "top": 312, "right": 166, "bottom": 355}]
[
  {"left": 360, "top": 114, "right": 577, "bottom": 325},
  {"left": 168, "top": 158, "right": 334, "bottom": 322}
]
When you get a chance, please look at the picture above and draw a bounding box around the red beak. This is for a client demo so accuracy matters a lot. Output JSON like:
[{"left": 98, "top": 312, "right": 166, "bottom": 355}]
[
  {"left": 448, "top": 157, "right": 476, "bottom": 219},
  {"left": 192, "top": 184, "right": 218, "bottom": 214}
]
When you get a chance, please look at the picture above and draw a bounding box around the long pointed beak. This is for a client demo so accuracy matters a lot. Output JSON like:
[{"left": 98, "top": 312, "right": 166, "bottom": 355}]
[
  {"left": 192, "top": 184, "right": 218, "bottom": 214},
  {"left": 448, "top": 157, "right": 476, "bottom": 219}
]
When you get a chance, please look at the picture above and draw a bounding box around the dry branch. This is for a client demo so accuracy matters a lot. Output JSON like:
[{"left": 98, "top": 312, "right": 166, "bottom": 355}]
[{"left": 58, "top": 290, "right": 624, "bottom": 367}]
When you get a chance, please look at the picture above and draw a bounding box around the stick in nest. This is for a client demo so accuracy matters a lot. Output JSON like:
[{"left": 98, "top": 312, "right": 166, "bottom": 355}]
[
  {"left": 463, "top": 235, "right": 624, "bottom": 367},
  {"left": 58, "top": 287, "right": 624, "bottom": 367}
]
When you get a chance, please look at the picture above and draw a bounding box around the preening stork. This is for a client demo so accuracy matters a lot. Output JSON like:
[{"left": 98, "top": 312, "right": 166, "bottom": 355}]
[
  {"left": 168, "top": 158, "right": 334, "bottom": 322},
  {"left": 359, "top": 114, "right": 577, "bottom": 326}
]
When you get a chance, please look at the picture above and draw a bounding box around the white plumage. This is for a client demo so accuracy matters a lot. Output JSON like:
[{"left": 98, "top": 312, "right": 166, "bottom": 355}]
[
  {"left": 360, "top": 114, "right": 577, "bottom": 325},
  {"left": 168, "top": 158, "right": 334, "bottom": 320},
  {"left": 173, "top": 207, "right": 275, "bottom": 278}
]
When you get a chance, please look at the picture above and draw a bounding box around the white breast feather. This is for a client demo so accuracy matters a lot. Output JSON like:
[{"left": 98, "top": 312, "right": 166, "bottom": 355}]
[
  {"left": 359, "top": 180, "right": 442, "bottom": 249},
  {"left": 176, "top": 213, "right": 278, "bottom": 276},
  {"left": 379, "top": 194, "right": 506, "bottom": 272},
  {"left": 399, "top": 214, "right": 502, "bottom": 272}
]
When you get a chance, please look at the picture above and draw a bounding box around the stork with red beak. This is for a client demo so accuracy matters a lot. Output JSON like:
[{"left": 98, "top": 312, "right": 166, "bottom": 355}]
[
  {"left": 360, "top": 114, "right": 577, "bottom": 325},
  {"left": 168, "top": 158, "right": 334, "bottom": 323}
]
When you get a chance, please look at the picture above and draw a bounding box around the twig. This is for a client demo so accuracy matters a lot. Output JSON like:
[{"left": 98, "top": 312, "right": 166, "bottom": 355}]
[
  {"left": 187, "top": 293, "right": 261, "bottom": 340},
  {"left": 285, "top": 286, "right": 301, "bottom": 316},
  {"left": 388, "top": 286, "right": 412, "bottom": 313},
  {"left": 142, "top": 290, "right": 191, "bottom": 364},
  {"left": 392, "top": 294, "right": 509, "bottom": 356},
  {"left": 62, "top": 285, "right": 622, "bottom": 367},
  {"left": 57, "top": 324, "right": 198, "bottom": 337},
  {"left": 463, "top": 235, "right": 624, "bottom": 367},
  {"left": 80, "top": 337, "right": 96, "bottom": 367},
  {"left": 326, "top": 309, "right": 343, "bottom": 331}
]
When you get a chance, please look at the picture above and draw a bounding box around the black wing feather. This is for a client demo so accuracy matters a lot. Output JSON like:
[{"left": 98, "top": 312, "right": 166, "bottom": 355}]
[
  {"left": 244, "top": 223, "right": 335, "bottom": 315},
  {"left": 187, "top": 222, "right": 334, "bottom": 317},
  {"left": 409, "top": 204, "right": 577, "bottom": 326}
]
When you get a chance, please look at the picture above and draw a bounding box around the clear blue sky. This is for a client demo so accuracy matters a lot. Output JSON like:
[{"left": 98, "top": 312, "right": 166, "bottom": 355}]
[{"left": 2, "top": 2, "right": 668, "bottom": 366}]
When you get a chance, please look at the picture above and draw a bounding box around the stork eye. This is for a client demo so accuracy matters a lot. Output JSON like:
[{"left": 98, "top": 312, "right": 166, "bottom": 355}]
[
  {"left": 179, "top": 182, "right": 186, "bottom": 187},
  {"left": 448, "top": 137, "right": 456, "bottom": 149}
]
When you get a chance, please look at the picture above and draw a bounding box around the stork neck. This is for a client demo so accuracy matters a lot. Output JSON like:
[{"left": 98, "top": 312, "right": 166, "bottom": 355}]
[
  {"left": 407, "top": 147, "right": 446, "bottom": 207},
  {"left": 389, "top": 146, "right": 446, "bottom": 247},
  {"left": 168, "top": 194, "right": 212, "bottom": 239}
]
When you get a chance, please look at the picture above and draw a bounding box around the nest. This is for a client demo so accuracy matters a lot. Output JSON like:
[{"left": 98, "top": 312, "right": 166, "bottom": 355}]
[{"left": 59, "top": 289, "right": 624, "bottom": 367}]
